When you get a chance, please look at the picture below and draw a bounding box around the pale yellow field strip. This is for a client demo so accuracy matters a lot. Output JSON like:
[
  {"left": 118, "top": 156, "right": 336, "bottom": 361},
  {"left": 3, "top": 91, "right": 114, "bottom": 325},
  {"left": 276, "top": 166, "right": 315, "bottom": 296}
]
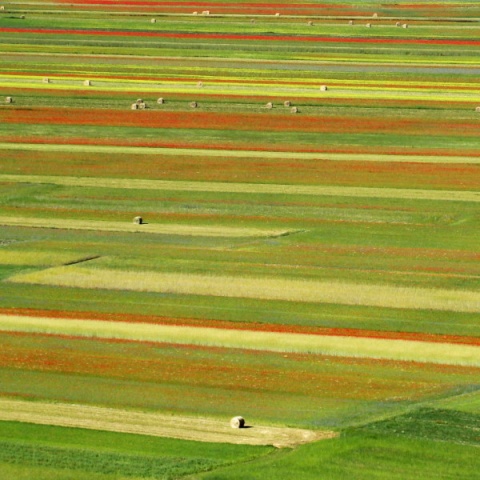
[
  {"left": 0, "top": 314, "right": 479, "bottom": 366},
  {"left": 2, "top": 174, "right": 480, "bottom": 202},
  {"left": 0, "top": 250, "right": 79, "bottom": 266},
  {"left": 0, "top": 216, "right": 288, "bottom": 238},
  {"left": 0, "top": 143, "right": 477, "bottom": 164},
  {"left": 8, "top": 267, "right": 480, "bottom": 315},
  {"left": 0, "top": 398, "right": 333, "bottom": 448}
]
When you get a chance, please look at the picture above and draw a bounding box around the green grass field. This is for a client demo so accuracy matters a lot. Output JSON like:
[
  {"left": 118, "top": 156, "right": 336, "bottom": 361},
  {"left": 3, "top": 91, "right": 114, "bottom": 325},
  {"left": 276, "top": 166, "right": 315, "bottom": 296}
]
[{"left": 0, "top": 0, "right": 479, "bottom": 477}]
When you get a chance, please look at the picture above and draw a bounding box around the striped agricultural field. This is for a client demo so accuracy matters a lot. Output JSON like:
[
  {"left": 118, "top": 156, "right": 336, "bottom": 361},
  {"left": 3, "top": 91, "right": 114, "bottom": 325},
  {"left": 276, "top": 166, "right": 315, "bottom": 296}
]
[
  {"left": 8, "top": 267, "right": 480, "bottom": 314},
  {"left": 0, "top": 314, "right": 479, "bottom": 366}
]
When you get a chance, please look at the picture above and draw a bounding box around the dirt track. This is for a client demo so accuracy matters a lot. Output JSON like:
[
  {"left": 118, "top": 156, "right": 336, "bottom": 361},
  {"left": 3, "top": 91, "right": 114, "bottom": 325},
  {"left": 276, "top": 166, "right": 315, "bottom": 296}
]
[{"left": 0, "top": 398, "right": 337, "bottom": 448}]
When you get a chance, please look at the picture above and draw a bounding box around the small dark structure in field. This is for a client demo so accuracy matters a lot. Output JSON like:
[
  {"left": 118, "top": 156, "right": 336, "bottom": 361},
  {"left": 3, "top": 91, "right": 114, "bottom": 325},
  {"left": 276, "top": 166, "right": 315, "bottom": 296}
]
[
  {"left": 265, "top": 102, "right": 273, "bottom": 109},
  {"left": 320, "top": 85, "right": 328, "bottom": 91},
  {"left": 157, "top": 97, "right": 164, "bottom": 104},
  {"left": 5, "top": 96, "right": 13, "bottom": 104},
  {"left": 291, "top": 106, "right": 298, "bottom": 113},
  {"left": 190, "top": 101, "right": 198, "bottom": 108},
  {"left": 230, "top": 416, "right": 245, "bottom": 428},
  {"left": 133, "top": 216, "right": 143, "bottom": 225}
]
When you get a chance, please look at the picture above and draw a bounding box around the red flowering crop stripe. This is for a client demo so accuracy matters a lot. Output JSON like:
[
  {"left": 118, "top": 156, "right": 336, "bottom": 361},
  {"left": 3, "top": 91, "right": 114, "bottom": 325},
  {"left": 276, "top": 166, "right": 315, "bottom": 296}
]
[{"left": 1, "top": 27, "right": 480, "bottom": 47}]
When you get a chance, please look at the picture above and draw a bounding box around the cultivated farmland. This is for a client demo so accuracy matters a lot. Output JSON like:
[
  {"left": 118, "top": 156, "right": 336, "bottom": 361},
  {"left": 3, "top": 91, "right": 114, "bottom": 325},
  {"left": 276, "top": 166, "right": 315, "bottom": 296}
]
[{"left": 0, "top": 0, "right": 479, "bottom": 478}]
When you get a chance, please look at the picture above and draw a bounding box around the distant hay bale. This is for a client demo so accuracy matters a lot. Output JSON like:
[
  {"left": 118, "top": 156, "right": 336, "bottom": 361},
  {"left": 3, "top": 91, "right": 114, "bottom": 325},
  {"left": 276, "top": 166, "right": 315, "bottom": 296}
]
[
  {"left": 190, "top": 101, "right": 198, "bottom": 108},
  {"left": 136, "top": 99, "right": 143, "bottom": 104},
  {"left": 131, "top": 103, "right": 138, "bottom": 110},
  {"left": 202, "top": 10, "right": 210, "bottom": 15},
  {"left": 348, "top": 20, "right": 354, "bottom": 26},
  {"left": 138, "top": 102, "right": 146, "bottom": 109},
  {"left": 5, "top": 96, "right": 13, "bottom": 104},
  {"left": 192, "top": 11, "right": 198, "bottom": 15},
  {"left": 320, "top": 85, "right": 328, "bottom": 91},
  {"left": 151, "top": 18, "right": 156, "bottom": 23},
  {"left": 133, "top": 216, "right": 143, "bottom": 225},
  {"left": 230, "top": 416, "right": 245, "bottom": 428},
  {"left": 284, "top": 100, "right": 291, "bottom": 107},
  {"left": 275, "top": 12, "right": 280, "bottom": 16},
  {"left": 0, "top": 6, "right": 4, "bottom": 10},
  {"left": 395, "top": 22, "right": 401, "bottom": 27},
  {"left": 403, "top": 23, "right": 408, "bottom": 28},
  {"left": 291, "top": 106, "right": 298, "bottom": 113},
  {"left": 43, "top": 77, "right": 50, "bottom": 84},
  {"left": 20, "top": 14, "right": 25, "bottom": 19},
  {"left": 83, "top": 80, "right": 91, "bottom": 86},
  {"left": 307, "top": 20, "right": 313, "bottom": 26},
  {"left": 366, "top": 23, "right": 371, "bottom": 28},
  {"left": 197, "top": 81, "right": 203, "bottom": 87},
  {"left": 250, "top": 18, "right": 255, "bottom": 24},
  {"left": 157, "top": 97, "right": 164, "bottom": 104},
  {"left": 475, "top": 106, "right": 480, "bottom": 112},
  {"left": 372, "top": 12, "right": 378, "bottom": 18},
  {"left": 265, "top": 102, "right": 273, "bottom": 109}
]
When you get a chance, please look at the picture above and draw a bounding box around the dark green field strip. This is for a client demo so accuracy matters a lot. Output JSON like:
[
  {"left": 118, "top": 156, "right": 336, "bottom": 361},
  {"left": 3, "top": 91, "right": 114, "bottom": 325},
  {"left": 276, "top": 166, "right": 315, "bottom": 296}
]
[
  {"left": 199, "top": 431, "right": 480, "bottom": 480},
  {"left": 351, "top": 408, "right": 480, "bottom": 445},
  {"left": 0, "top": 421, "right": 269, "bottom": 479}
]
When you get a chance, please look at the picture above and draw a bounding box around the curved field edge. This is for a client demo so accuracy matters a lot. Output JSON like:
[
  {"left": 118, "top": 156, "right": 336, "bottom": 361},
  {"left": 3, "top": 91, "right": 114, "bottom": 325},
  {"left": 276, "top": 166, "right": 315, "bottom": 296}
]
[{"left": 0, "top": 314, "right": 479, "bottom": 366}]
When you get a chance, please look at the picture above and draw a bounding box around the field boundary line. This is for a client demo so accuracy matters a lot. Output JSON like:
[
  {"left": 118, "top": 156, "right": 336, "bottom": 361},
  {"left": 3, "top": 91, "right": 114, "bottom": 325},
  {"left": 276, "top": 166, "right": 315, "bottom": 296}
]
[
  {"left": 0, "top": 398, "right": 334, "bottom": 448},
  {"left": 2, "top": 175, "right": 480, "bottom": 202},
  {"left": 0, "top": 314, "right": 479, "bottom": 366},
  {"left": 0, "top": 216, "right": 289, "bottom": 238},
  {"left": 0, "top": 143, "right": 478, "bottom": 164}
]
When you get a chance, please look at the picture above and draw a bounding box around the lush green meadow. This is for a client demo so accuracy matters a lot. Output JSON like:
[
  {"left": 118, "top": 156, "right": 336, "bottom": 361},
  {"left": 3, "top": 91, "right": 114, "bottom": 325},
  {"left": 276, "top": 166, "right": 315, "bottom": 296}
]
[{"left": 0, "top": 0, "right": 479, "bottom": 478}]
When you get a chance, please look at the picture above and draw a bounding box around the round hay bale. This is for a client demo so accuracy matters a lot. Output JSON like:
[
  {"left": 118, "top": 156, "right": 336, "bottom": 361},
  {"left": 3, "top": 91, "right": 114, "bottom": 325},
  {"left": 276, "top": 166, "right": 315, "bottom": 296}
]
[
  {"left": 136, "top": 98, "right": 144, "bottom": 104},
  {"left": 320, "top": 85, "right": 328, "bottom": 92},
  {"left": 20, "top": 14, "right": 25, "bottom": 19},
  {"left": 291, "top": 106, "right": 298, "bottom": 114},
  {"left": 197, "top": 81, "right": 203, "bottom": 87},
  {"left": 157, "top": 97, "right": 164, "bottom": 104},
  {"left": 192, "top": 11, "right": 198, "bottom": 15},
  {"left": 284, "top": 100, "right": 291, "bottom": 107},
  {"left": 372, "top": 12, "right": 378, "bottom": 18},
  {"left": 275, "top": 12, "right": 280, "bottom": 16},
  {"left": 202, "top": 10, "right": 210, "bottom": 15},
  {"left": 250, "top": 18, "right": 255, "bottom": 24},
  {"left": 133, "top": 216, "right": 143, "bottom": 225},
  {"left": 230, "top": 416, "right": 245, "bottom": 429},
  {"left": 131, "top": 103, "right": 139, "bottom": 110},
  {"left": 0, "top": 6, "right": 4, "bottom": 10},
  {"left": 83, "top": 80, "right": 91, "bottom": 86},
  {"left": 5, "top": 96, "right": 13, "bottom": 104},
  {"left": 138, "top": 102, "right": 146, "bottom": 109},
  {"left": 395, "top": 21, "right": 401, "bottom": 27},
  {"left": 151, "top": 18, "right": 156, "bottom": 23},
  {"left": 265, "top": 102, "right": 273, "bottom": 109},
  {"left": 43, "top": 77, "right": 50, "bottom": 84},
  {"left": 348, "top": 20, "right": 354, "bottom": 26},
  {"left": 307, "top": 20, "right": 313, "bottom": 26},
  {"left": 366, "top": 23, "right": 371, "bottom": 28},
  {"left": 190, "top": 101, "right": 198, "bottom": 108},
  {"left": 475, "top": 106, "right": 480, "bottom": 112},
  {"left": 403, "top": 23, "right": 408, "bottom": 28}
]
